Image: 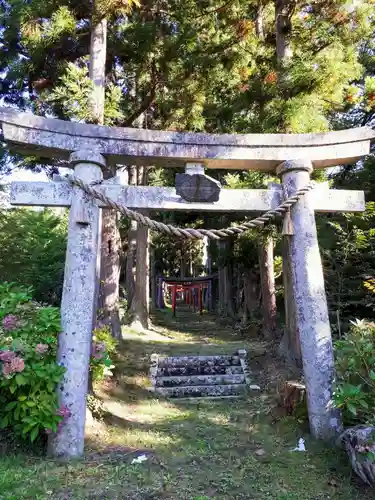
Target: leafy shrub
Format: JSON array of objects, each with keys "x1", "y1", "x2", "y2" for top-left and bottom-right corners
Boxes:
[
  {"x1": 333, "y1": 319, "x2": 375, "y2": 425},
  {"x1": 0, "y1": 283, "x2": 117, "y2": 442},
  {"x1": 91, "y1": 325, "x2": 117, "y2": 382},
  {"x1": 0, "y1": 282, "x2": 66, "y2": 441},
  {"x1": 0, "y1": 209, "x2": 67, "y2": 305}
]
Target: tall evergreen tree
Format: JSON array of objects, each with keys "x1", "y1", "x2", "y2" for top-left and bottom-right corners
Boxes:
[{"x1": 1, "y1": 0, "x2": 374, "y2": 339}]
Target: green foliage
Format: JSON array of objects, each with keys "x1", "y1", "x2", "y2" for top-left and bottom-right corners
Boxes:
[
  {"x1": 0, "y1": 283, "x2": 65, "y2": 441},
  {"x1": 46, "y1": 62, "x2": 95, "y2": 122},
  {"x1": 0, "y1": 209, "x2": 67, "y2": 305},
  {"x1": 319, "y1": 202, "x2": 375, "y2": 331},
  {"x1": 90, "y1": 325, "x2": 117, "y2": 382},
  {"x1": 153, "y1": 232, "x2": 205, "y2": 277},
  {"x1": 0, "y1": 283, "x2": 118, "y2": 441},
  {"x1": 333, "y1": 319, "x2": 375, "y2": 425}
]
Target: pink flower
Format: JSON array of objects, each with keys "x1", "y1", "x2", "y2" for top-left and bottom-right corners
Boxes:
[
  {"x1": 92, "y1": 342, "x2": 106, "y2": 359},
  {"x1": 0, "y1": 351, "x2": 24, "y2": 376},
  {"x1": 2, "y1": 315, "x2": 18, "y2": 331},
  {"x1": 10, "y1": 356, "x2": 25, "y2": 373},
  {"x1": 56, "y1": 405, "x2": 71, "y2": 419},
  {"x1": 0, "y1": 350, "x2": 16, "y2": 362},
  {"x1": 35, "y1": 344, "x2": 49, "y2": 355},
  {"x1": 2, "y1": 362, "x2": 12, "y2": 376}
]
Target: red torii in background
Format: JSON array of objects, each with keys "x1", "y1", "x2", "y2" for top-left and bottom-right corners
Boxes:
[{"x1": 162, "y1": 277, "x2": 212, "y2": 316}]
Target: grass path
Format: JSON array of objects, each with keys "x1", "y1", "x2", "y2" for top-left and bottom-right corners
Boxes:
[{"x1": 0, "y1": 309, "x2": 372, "y2": 499}]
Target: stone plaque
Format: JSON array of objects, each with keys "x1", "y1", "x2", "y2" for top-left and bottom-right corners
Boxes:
[{"x1": 176, "y1": 173, "x2": 221, "y2": 202}]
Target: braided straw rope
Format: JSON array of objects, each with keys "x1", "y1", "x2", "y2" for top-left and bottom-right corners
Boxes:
[{"x1": 70, "y1": 176, "x2": 316, "y2": 240}]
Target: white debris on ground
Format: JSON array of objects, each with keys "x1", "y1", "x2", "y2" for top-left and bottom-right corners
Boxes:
[
  {"x1": 131, "y1": 454, "x2": 149, "y2": 464},
  {"x1": 291, "y1": 438, "x2": 306, "y2": 452}
]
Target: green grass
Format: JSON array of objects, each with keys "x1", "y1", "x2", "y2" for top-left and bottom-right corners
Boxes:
[{"x1": 0, "y1": 309, "x2": 372, "y2": 499}]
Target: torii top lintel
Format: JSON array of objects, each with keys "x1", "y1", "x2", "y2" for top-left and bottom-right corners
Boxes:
[{"x1": 0, "y1": 107, "x2": 374, "y2": 171}]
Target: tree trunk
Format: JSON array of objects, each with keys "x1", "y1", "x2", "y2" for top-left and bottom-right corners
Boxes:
[
  {"x1": 223, "y1": 265, "x2": 235, "y2": 317},
  {"x1": 130, "y1": 221, "x2": 150, "y2": 330},
  {"x1": 128, "y1": 165, "x2": 137, "y2": 185},
  {"x1": 236, "y1": 266, "x2": 242, "y2": 314},
  {"x1": 180, "y1": 253, "x2": 186, "y2": 279},
  {"x1": 275, "y1": 0, "x2": 301, "y2": 366},
  {"x1": 242, "y1": 269, "x2": 259, "y2": 323},
  {"x1": 279, "y1": 241, "x2": 302, "y2": 367},
  {"x1": 98, "y1": 205, "x2": 122, "y2": 339},
  {"x1": 150, "y1": 245, "x2": 157, "y2": 312},
  {"x1": 88, "y1": 12, "x2": 121, "y2": 338},
  {"x1": 89, "y1": 16, "x2": 106, "y2": 125},
  {"x1": 129, "y1": 165, "x2": 150, "y2": 330},
  {"x1": 218, "y1": 266, "x2": 225, "y2": 314},
  {"x1": 126, "y1": 223, "x2": 137, "y2": 308},
  {"x1": 217, "y1": 240, "x2": 235, "y2": 317},
  {"x1": 125, "y1": 166, "x2": 137, "y2": 309},
  {"x1": 258, "y1": 236, "x2": 277, "y2": 339},
  {"x1": 256, "y1": 3, "x2": 265, "y2": 40},
  {"x1": 275, "y1": 0, "x2": 294, "y2": 62}
]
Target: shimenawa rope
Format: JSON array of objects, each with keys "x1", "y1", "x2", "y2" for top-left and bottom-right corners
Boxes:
[{"x1": 69, "y1": 176, "x2": 315, "y2": 240}]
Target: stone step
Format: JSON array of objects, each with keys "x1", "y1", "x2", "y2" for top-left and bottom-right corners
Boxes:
[
  {"x1": 155, "y1": 374, "x2": 245, "y2": 388},
  {"x1": 156, "y1": 365, "x2": 244, "y2": 377},
  {"x1": 157, "y1": 355, "x2": 241, "y2": 368},
  {"x1": 176, "y1": 395, "x2": 243, "y2": 401},
  {"x1": 154, "y1": 384, "x2": 247, "y2": 398}
]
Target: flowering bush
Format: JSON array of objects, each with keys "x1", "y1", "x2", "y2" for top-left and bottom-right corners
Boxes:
[
  {"x1": 0, "y1": 282, "x2": 66, "y2": 441},
  {"x1": 0, "y1": 283, "x2": 117, "y2": 442}
]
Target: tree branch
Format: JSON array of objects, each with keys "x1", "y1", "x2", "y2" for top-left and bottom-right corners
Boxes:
[
  {"x1": 122, "y1": 61, "x2": 158, "y2": 127},
  {"x1": 196, "y1": 0, "x2": 235, "y2": 19}
]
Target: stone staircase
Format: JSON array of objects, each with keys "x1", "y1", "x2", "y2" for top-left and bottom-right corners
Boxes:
[{"x1": 149, "y1": 350, "x2": 250, "y2": 399}]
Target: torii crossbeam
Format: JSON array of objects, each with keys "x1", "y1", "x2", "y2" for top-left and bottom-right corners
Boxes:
[{"x1": 1, "y1": 107, "x2": 373, "y2": 459}]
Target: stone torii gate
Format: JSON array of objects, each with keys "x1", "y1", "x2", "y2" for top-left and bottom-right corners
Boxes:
[{"x1": 0, "y1": 107, "x2": 372, "y2": 459}]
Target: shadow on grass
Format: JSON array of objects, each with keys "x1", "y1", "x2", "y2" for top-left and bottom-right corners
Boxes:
[
  {"x1": 152, "y1": 306, "x2": 252, "y2": 342},
  {"x1": 90, "y1": 317, "x2": 373, "y2": 499},
  {"x1": 83, "y1": 397, "x2": 372, "y2": 500}
]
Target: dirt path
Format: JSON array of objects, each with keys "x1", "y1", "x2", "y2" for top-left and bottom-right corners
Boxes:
[{"x1": 1, "y1": 310, "x2": 372, "y2": 499}]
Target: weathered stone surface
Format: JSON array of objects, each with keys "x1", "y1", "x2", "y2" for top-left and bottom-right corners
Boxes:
[
  {"x1": 150, "y1": 351, "x2": 249, "y2": 399},
  {"x1": 175, "y1": 173, "x2": 221, "y2": 202},
  {"x1": 270, "y1": 181, "x2": 365, "y2": 213},
  {"x1": 48, "y1": 150, "x2": 105, "y2": 459},
  {"x1": 155, "y1": 374, "x2": 245, "y2": 387},
  {"x1": 157, "y1": 355, "x2": 241, "y2": 368},
  {"x1": 277, "y1": 159, "x2": 342, "y2": 440},
  {"x1": 10, "y1": 180, "x2": 365, "y2": 213},
  {"x1": 238, "y1": 349, "x2": 251, "y2": 385},
  {"x1": 157, "y1": 365, "x2": 244, "y2": 376},
  {"x1": 155, "y1": 384, "x2": 247, "y2": 398},
  {"x1": 0, "y1": 107, "x2": 373, "y2": 170}
]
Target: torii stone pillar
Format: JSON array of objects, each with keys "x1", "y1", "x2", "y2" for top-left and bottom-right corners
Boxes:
[
  {"x1": 48, "y1": 150, "x2": 104, "y2": 458},
  {"x1": 277, "y1": 159, "x2": 342, "y2": 440}
]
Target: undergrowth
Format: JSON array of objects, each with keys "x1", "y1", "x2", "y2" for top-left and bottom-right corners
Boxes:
[{"x1": 0, "y1": 308, "x2": 372, "y2": 499}]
